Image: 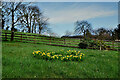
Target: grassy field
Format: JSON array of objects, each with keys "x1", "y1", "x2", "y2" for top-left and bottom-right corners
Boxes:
[{"x1": 2, "y1": 41, "x2": 118, "y2": 78}]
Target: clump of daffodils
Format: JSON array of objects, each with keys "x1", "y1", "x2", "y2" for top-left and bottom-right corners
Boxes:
[{"x1": 33, "y1": 49, "x2": 85, "y2": 62}]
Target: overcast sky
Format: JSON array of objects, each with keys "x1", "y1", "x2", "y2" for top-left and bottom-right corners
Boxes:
[{"x1": 33, "y1": 2, "x2": 118, "y2": 36}]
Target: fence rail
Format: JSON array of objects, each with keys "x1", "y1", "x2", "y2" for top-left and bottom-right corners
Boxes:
[{"x1": 2, "y1": 32, "x2": 120, "y2": 51}]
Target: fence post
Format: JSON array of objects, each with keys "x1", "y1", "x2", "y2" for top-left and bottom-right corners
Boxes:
[
  {"x1": 21, "y1": 34, "x2": 22, "y2": 42},
  {"x1": 99, "y1": 40, "x2": 102, "y2": 50},
  {"x1": 49, "y1": 36, "x2": 51, "y2": 44},
  {"x1": 64, "y1": 38, "x2": 66, "y2": 45},
  {"x1": 34, "y1": 35, "x2": 36, "y2": 44},
  {"x1": 5, "y1": 32, "x2": 7, "y2": 41},
  {"x1": 100, "y1": 45, "x2": 101, "y2": 50},
  {"x1": 112, "y1": 41, "x2": 114, "y2": 50},
  {"x1": 118, "y1": 41, "x2": 120, "y2": 51},
  {"x1": 80, "y1": 39, "x2": 81, "y2": 42}
]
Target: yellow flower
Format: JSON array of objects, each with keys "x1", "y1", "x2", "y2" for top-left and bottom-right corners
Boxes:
[
  {"x1": 70, "y1": 55, "x2": 72, "y2": 57},
  {"x1": 67, "y1": 55, "x2": 69, "y2": 57},
  {"x1": 73, "y1": 56, "x2": 78, "y2": 58},
  {"x1": 42, "y1": 52, "x2": 45, "y2": 56},
  {"x1": 80, "y1": 57, "x2": 81, "y2": 59},
  {"x1": 47, "y1": 54, "x2": 50, "y2": 57},
  {"x1": 47, "y1": 53, "x2": 50, "y2": 55},
  {"x1": 38, "y1": 51, "x2": 40, "y2": 52},
  {"x1": 36, "y1": 52, "x2": 38, "y2": 54},
  {"x1": 33, "y1": 52, "x2": 34, "y2": 54},
  {"x1": 53, "y1": 56, "x2": 55, "y2": 58},
  {"x1": 54, "y1": 55, "x2": 57, "y2": 57},
  {"x1": 59, "y1": 55, "x2": 62, "y2": 56}
]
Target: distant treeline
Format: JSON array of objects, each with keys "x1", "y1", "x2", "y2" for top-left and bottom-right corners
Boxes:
[{"x1": 63, "y1": 21, "x2": 120, "y2": 41}]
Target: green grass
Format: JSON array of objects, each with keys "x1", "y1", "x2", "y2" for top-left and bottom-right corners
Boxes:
[{"x1": 2, "y1": 41, "x2": 118, "y2": 78}]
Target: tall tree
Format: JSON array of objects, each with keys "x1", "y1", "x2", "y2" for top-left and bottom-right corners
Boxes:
[
  {"x1": 2, "y1": 2, "x2": 9, "y2": 30},
  {"x1": 2, "y1": 2, "x2": 23, "y2": 41},
  {"x1": 18, "y1": 4, "x2": 33, "y2": 33},
  {"x1": 95, "y1": 27, "x2": 112, "y2": 40},
  {"x1": 38, "y1": 18, "x2": 49, "y2": 34},
  {"x1": 19, "y1": 4, "x2": 48, "y2": 34},
  {"x1": 74, "y1": 20, "x2": 92, "y2": 39},
  {"x1": 85, "y1": 29, "x2": 92, "y2": 39},
  {"x1": 114, "y1": 24, "x2": 120, "y2": 40}
]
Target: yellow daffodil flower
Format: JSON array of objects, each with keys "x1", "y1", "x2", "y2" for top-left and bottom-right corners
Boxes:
[
  {"x1": 33, "y1": 52, "x2": 34, "y2": 54},
  {"x1": 67, "y1": 55, "x2": 69, "y2": 57},
  {"x1": 70, "y1": 55, "x2": 72, "y2": 57},
  {"x1": 80, "y1": 57, "x2": 81, "y2": 59},
  {"x1": 73, "y1": 56, "x2": 78, "y2": 58}
]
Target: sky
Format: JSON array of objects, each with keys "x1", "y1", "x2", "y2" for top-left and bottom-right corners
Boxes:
[
  {"x1": 34, "y1": 2, "x2": 118, "y2": 37},
  {"x1": 3, "y1": 0, "x2": 120, "y2": 2}
]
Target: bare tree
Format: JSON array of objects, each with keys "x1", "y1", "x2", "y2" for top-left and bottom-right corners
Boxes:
[
  {"x1": 19, "y1": 4, "x2": 34, "y2": 33},
  {"x1": 2, "y1": 2, "x2": 49, "y2": 38},
  {"x1": 37, "y1": 17, "x2": 49, "y2": 34},
  {"x1": 19, "y1": 4, "x2": 49, "y2": 34},
  {"x1": 2, "y1": 2, "x2": 23, "y2": 41},
  {"x1": 96, "y1": 27, "x2": 108, "y2": 40},
  {"x1": 74, "y1": 20, "x2": 92, "y2": 39},
  {"x1": 85, "y1": 29, "x2": 92, "y2": 39},
  {"x1": 2, "y1": 2, "x2": 10, "y2": 29}
]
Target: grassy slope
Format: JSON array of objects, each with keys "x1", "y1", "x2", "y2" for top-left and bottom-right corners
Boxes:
[{"x1": 2, "y1": 41, "x2": 118, "y2": 78}]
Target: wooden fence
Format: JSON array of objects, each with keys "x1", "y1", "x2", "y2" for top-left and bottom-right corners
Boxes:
[{"x1": 1, "y1": 32, "x2": 120, "y2": 51}]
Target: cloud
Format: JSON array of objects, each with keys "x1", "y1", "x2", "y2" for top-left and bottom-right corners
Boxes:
[{"x1": 47, "y1": 5, "x2": 117, "y2": 24}]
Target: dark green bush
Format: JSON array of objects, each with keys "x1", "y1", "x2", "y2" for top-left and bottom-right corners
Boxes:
[
  {"x1": 89, "y1": 40, "x2": 97, "y2": 47},
  {"x1": 78, "y1": 42, "x2": 88, "y2": 49},
  {"x1": 78, "y1": 39, "x2": 110, "y2": 50},
  {"x1": 106, "y1": 46, "x2": 111, "y2": 50}
]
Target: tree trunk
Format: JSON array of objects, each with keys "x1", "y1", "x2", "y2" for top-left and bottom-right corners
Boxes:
[
  {"x1": 2, "y1": 14, "x2": 5, "y2": 29},
  {"x1": 39, "y1": 29, "x2": 41, "y2": 34},
  {"x1": 11, "y1": 7, "x2": 14, "y2": 41},
  {"x1": 31, "y1": 24, "x2": 33, "y2": 33},
  {"x1": 39, "y1": 24, "x2": 42, "y2": 34},
  {"x1": 83, "y1": 31, "x2": 86, "y2": 39},
  {"x1": 28, "y1": 26, "x2": 31, "y2": 33},
  {"x1": 34, "y1": 25, "x2": 36, "y2": 33},
  {"x1": 2, "y1": 19, "x2": 5, "y2": 29},
  {"x1": 32, "y1": 17, "x2": 35, "y2": 33},
  {"x1": 30, "y1": 16, "x2": 31, "y2": 33}
]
